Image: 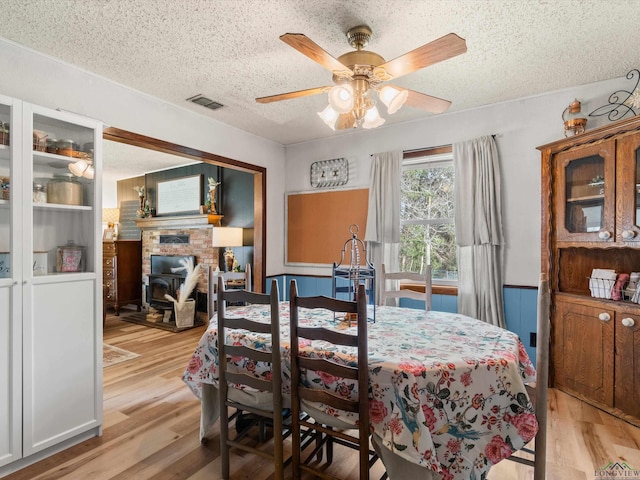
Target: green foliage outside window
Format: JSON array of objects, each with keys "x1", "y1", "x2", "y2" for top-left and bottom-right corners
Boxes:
[{"x1": 400, "y1": 164, "x2": 457, "y2": 281}]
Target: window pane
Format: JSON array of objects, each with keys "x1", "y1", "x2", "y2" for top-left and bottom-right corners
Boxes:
[
  {"x1": 401, "y1": 166, "x2": 455, "y2": 221},
  {"x1": 400, "y1": 223, "x2": 457, "y2": 281}
]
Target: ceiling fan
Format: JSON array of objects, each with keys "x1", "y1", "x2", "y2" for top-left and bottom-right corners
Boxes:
[{"x1": 256, "y1": 25, "x2": 467, "y2": 130}]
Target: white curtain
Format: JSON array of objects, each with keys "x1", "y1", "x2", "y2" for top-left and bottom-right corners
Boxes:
[
  {"x1": 453, "y1": 136, "x2": 506, "y2": 328},
  {"x1": 364, "y1": 150, "x2": 402, "y2": 304}
]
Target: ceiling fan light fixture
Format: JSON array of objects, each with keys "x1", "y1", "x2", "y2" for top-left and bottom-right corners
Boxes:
[
  {"x1": 318, "y1": 105, "x2": 340, "y2": 130},
  {"x1": 328, "y1": 84, "x2": 354, "y2": 114},
  {"x1": 262, "y1": 27, "x2": 466, "y2": 131},
  {"x1": 379, "y1": 85, "x2": 408, "y2": 115},
  {"x1": 362, "y1": 105, "x2": 385, "y2": 129},
  {"x1": 69, "y1": 159, "x2": 92, "y2": 178},
  {"x1": 82, "y1": 165, "x2": 95, "y2": 179}
]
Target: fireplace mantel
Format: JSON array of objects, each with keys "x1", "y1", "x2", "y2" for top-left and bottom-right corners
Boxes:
[{"x1": 135, "y1": 214, "x2": 223, "y2": 230}]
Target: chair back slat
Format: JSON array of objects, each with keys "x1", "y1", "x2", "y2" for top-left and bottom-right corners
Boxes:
[
  {"x1": 379, "y1": 263, "x2": 432, "y2": 311},
  {"x1": 298, "y1": 356, "x2": 359, "y2": 380},
  {"x1": 297, "y1": 294, "x2": 359, "y2": 313},
  {"x1": 225, "y1": 372, "x2": 274, "y2": 393},
  {"x1": 297, "y1": 325, "x2": 360, "y2": 347},
  {"x1": 225, "y1": 344, "x2": 273, "y2": 363},
  {"x1": 299, "y1": 387, "x2": 359, "y2": 413},
  {"x1": 224, "y1": 316, "x2": 273, "y2": 334}
]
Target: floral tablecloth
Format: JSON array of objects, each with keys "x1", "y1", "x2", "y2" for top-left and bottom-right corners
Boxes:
[{"x1": 183, "y1": 304, "x2": 537, "y2": 480}]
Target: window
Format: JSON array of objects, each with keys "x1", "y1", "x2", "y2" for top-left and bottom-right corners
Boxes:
[{"x1": 400, "y1": 149, "x2": 457, "y2": 284}]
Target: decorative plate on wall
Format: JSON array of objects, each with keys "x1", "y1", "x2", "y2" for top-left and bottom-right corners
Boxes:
[{"x1": 310, "y1": 158, "x2": 349, "y2": 188}]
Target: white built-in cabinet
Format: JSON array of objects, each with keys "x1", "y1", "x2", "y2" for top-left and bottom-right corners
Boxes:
[{"x1": 0, "y1": 94, "x2": 103, "y2": 474}]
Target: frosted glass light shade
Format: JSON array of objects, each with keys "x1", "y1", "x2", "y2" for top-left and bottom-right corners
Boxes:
[
  {"x1": 212, "y1": 227, "x2": 243, "y2": 247},
  {"x1": 83, "y1": 165, "x2": 95, "y2": 179},
  {"x1": 362, "y1": 106, "x2": 385, "y2": 129},
  {"x1": 328, "y1": 84, "x2": 354, "y2": 114},
  {"x1": 68, "y1": 159, "x2": 90, "y2": 177},
  {"x1": 317, "y1": 105, "x2": 340, "y2": 130},
  {"x1": 378, "y1": 86, "x2": 408, "y2": 114}
]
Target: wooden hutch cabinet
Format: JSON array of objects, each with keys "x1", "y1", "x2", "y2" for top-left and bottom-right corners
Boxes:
[
  {"x1": 103, "y1": 240, "x2": 142, "y2": 315},
  {"x1": 539, "y1": 115, "x2": 640, "y2": 425}
]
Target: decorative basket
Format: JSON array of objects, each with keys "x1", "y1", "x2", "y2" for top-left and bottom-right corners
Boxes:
[
  {"x1": 589, "y1": 276, "x2": 638, "y2": 302},
  {"x1": 174, "y1": 299, "x2": 196, "y2": 328},
  {"x1": 588, "y1": 277, "x2": 615, "y2": 299}
]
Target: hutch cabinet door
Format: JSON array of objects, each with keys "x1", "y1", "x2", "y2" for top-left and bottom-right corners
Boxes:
[
  {"x1": 616, "y1": 131, "x2": 640, "y2": 243},
  {"x1": 553, "y1": 296, "x2": 614, "y2": 406},
  {"x1": 554, "y1": 140, "x2": 615, "y2": 243},
  {"x1": 614, "y1": 307, "x2": 640, "y2": 419}
]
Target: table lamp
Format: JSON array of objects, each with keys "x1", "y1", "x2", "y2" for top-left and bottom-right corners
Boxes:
[
  {"x1": 102, "y1": 208, "x2": 120, "y2": 238},
  {"x1": 212, "y1": 227, "x2": 243, "y2": 272}
]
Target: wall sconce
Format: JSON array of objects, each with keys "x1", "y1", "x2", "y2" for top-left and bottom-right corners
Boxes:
[
  {"x1": 212, "y1": 227, "x2": 243, "y2": 272},
  {"x1": 68, "y1": 159, "x2": 94, "y2": 179},
  {"x1": 562, "y1": 99, "x2": 587, "y2": 137}
]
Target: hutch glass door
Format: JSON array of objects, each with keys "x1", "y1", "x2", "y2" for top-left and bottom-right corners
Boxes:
[{"x1": 555, "y1": 140, "x2": 615, "y2": 242}]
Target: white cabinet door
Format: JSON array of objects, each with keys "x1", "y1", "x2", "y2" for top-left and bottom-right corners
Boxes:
[
  {"x1": 0, "y1": 99, "x2": 102, "y2": 466},
  {"x1": 23, "y1": 279, "x2": 100, "y2": 455},
  {"x1": 20, "y1": 103, "x2": 103, "y2": 457},
  {"x1": 0, "y1": 94, "x2": 22, "y2": 468}
]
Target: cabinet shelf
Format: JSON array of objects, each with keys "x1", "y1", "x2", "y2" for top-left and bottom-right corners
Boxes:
[
  {"x1": 33, "y1": 202, "x2": 92, "y2": 212},
  {"x1": 566, "y1": 194, "x2": 604, "y2": 203},
  {"x1": 556, "y1": 290, "x2": 640, "y2": 308},
  {"x1": 2, "y1": 200, "x2": 92, "y2": 211},
  {"x1": 32, "y1": 150, "x2": 92, "y2": 168}
]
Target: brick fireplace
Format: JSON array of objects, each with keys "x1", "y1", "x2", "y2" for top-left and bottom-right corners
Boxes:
[{"x1": 137, "y1": 215, "x2": 222, "y2": 321}]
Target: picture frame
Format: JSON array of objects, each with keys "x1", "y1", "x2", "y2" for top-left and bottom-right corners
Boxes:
[
  {"x1": 156, "y1": 174, "x2": 203, "y2": 215},
  {"x1": 103, "y1": 228, "x2": 116, "y2": 242}
]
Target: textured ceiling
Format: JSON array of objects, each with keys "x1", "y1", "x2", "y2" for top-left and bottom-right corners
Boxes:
[{"x1": 1, "y1": 0, "x2": 640, "y2": 149}]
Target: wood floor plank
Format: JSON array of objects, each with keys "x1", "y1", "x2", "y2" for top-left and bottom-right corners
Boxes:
[{"x1": 2, "y1": 314, "x2": 639, "y2": 480}]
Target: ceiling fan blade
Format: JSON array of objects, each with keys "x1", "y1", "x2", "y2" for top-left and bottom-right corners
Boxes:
[
  {"x1": 280, "y1": 33, "x2": 351, "y2": 74},
  {"x1": 378, "y1": 33, "x2": 467, "y2": 80},
  {"x1": 256, "y1": 86, "x2": 331, "y2": 104},
  {"x1": 402, "y1": 88, "x2": 452, "y2": 114}
]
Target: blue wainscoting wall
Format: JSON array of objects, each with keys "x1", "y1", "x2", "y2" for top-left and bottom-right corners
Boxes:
[{"x1": 267, "y1": 275, "x2": 538, "y2": 367}]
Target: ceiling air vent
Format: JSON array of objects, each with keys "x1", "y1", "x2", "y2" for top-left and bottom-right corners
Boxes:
[{"x1": 186, "y1": 94, "x2": 224, "y2": 111}]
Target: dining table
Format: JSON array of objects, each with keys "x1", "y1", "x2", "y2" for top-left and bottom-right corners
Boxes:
[{"x1": 182, "y1": 303, "x2": 538, "y2": 480}]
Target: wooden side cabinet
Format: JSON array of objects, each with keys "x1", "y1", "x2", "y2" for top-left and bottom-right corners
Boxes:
[
  {"x1": 539, "y1": 114, "x2": 640, "y2": 426},
  {"x1": 103, "y1": 240, "x2": 142, "y2": 315}
]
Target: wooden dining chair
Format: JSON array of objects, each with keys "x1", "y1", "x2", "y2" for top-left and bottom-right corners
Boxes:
[
  {"x1": 503, "y1": 272, "x2": 549, "y2": 480},
  {"x1": 222, "y1": 262, "x2": 252, "y2": 292},
  {"x1": 208, "y1": 263, "x2": 252, "y2": 318},
  {"x1": 289, "y1": 279, "x2": 380, "y2": 480},
  {"x1": 217, "y1": 276, "x2": 285, "y2": 480},
  {"x1": 379, "y1": 264, "x2": 432, "y2": 311}
]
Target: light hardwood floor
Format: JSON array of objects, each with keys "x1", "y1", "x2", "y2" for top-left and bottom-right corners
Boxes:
[{"x1": 4, "y1": 311, "x2": 640, "y2": 480}]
